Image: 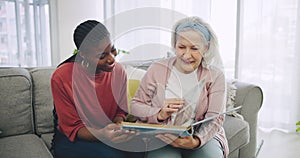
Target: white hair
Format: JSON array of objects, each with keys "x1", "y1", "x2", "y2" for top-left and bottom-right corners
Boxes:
[{"x1": 171, "y1": 16, "x2": 224, "y2": 70}]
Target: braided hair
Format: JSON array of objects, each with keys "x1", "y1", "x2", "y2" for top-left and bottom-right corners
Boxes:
[
  {"x1": 73, "y1": 20, "x2": 110, "y2": 51},
  {"x1": 58, "y1": 20, "x2": 110, "y2": 67}
]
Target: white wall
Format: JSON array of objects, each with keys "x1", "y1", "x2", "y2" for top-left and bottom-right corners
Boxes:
[{"x1": 49, "y1": 0, "x2": 104, "y2": 65}]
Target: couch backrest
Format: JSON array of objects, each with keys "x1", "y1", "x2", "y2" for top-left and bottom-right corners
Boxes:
[
  {"x1": 29, "y1": 67, "x2": 55, "y2": 136},
  {"x1": 0, "y1": 68, "x2": 34, "y2": 137}
]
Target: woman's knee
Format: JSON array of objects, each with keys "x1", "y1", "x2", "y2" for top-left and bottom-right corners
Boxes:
[{"x1": 185, "y1": 138, "x2": 224, "y2": 158}]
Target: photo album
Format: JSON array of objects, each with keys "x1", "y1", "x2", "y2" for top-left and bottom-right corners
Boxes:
[{"x1": 121, "y1": 106, "x2": 242, "y2": 137}]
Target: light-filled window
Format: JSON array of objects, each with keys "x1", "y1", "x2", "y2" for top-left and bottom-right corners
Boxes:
[
  {"x1": 103, "y1": 0, "x2": 237, "y2": 78},
  {"x1": 0, "y1": 0, "x2": 51, "y2": 67},
  {"x1": 238, "y1": 0, "x2": 300, "y2": 131}
]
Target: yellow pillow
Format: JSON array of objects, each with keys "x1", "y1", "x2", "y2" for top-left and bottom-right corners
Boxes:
[{"x1": 127, "y1": 79, "x2": 140, "y2": 114}]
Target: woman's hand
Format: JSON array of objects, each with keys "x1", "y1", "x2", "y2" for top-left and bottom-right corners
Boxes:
[
  {"x1": 157, "y1": 98, "x2": 185, "y2": 121},
  {"x1": 82, "y1": 123, "x2": 138, "y2": 144},
  {"x1": 113, "y1": 116, "x2": 124, "y2": 124},
  {"x1": 155, "y1": 133, "x2": 200, "y2": 149},
  {"x1": 100, "y1": 123, "x2": 138, "y2": 143}
]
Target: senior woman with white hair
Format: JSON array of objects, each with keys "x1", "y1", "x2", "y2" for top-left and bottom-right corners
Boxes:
[{"x1": 130, "y1": 16, "x2": 228, "y2": 158}]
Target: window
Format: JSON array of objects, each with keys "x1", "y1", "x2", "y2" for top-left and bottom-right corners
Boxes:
[
  {"x1": 104, "y1": 0, "x2": 237, "y2": 78},
  {"x1": 0, "y1": 0, "x2": 51, "y2": 67},
  {"x1": 238, "y1": 0, "x2": 300, "y2": 131}
]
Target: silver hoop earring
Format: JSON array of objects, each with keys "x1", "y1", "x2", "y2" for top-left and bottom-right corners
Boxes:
[{"x1": 81, "y1": 60, "x2": 89, "y2": 68}]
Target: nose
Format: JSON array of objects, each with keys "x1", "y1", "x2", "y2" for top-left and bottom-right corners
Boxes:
[
  {"x1": 106, "y1": 53, "x2": 115, "y2": 64},
  {"x1": 182, "y1": 49, "x2": 192, "y2": 58}
]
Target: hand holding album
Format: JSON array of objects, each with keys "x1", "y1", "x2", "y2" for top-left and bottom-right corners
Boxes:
[
  {"x1": 121, "y1": 106, "x2": 242, "y2": 137},
  {"x1": 121, "y1": 121, "x2": 194, "y2": 137}
]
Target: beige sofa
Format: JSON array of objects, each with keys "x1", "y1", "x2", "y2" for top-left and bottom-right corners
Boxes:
[{"x1": 0, "y1": 66, "x2": 263, "y2": 158}]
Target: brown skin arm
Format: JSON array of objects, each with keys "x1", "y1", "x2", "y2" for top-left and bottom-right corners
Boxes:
[
  {"x1": 77, "y1": 116, "x2": 135, "y2": 143},
  {"x1": 77, "y1": 126, "x2": 99, "y2": 142},
  {"x1": 77, "y1": 116, "x2": 124, "y2": 141}
]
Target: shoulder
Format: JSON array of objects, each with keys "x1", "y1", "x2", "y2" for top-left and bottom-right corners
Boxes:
[
  {"x1": 114, "y1": 62, "x2": 126, "y2": 71},
  {"x1": 148, "y1": 57, "x2": 175, "y2": 71},
  {"x1": 52, "y1": 62, "x2": 74, "y2": 81},
  {"x1": 139, "y1": 58, "x2": 175, "y2": 84},
  {"x1": 207, "y1": 66, "x2": 224, "y2": 76},
  {"x1": 202, "y1": 65, "x2": 225, "y2": 82},
  {"x1": 113, "y1": 62, "x2": 127, "y2": 78},
  {"x1": 114, "y1": 62, "x2": 125, "y2": 72}
]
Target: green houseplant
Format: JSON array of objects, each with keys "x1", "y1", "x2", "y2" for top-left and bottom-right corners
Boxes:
[{"x1": 297, "y1": 121, "x2": 300, "y2": 132}]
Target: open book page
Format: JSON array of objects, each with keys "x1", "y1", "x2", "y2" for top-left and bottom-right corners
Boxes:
[
  {"x1": 121, "y1": 122, "x2": 192, "y2": 136},
  {"x1": 121, "y1": 106, "x2": 242, "y2": 137},
  {"x1": 191, "y1": 106, "x2": 242, "y2": 127}
]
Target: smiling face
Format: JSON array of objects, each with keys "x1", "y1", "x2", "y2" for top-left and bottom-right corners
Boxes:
[
  {"x1": 80, "y1": 37, "x2": 117, "y2": 74},
  {"x1": 174, "y1": 30, "x2": 207, "y2": 74}
]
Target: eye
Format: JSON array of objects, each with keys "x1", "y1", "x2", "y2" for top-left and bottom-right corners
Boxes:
[
  {"x1": 191, "y1": 47, "x2": 198, "y2": 51},
  {"x1": 99, "y1": 53, "x2": 108, "y2": 59},
  {"x1": 111, "y1": 46, "x2": 116, "y2": 52},
  {"x1": 111, "y1": 47, "x2": 117, "y2": 56},
  {"x1": 178, "y1": 46, "x2": 186, "y2": 49}
]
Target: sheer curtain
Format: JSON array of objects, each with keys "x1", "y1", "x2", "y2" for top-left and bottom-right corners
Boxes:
[
  {"x1": 0, "y1": 0, "x2": 51, "y2": 67},
  {"x1": 238, "y1": 0, "x2": 300, "y2": 132},
  {"x1": 104, "y1": 0, "x2": 211, "y2": 61},
  {"x1": 103, "y1": 0, "x2": 237, "y2": 78}
]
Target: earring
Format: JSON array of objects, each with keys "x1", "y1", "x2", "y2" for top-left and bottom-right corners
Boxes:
[{"x1": 81, "y1": 60, "x2": 89, "y2": 68}]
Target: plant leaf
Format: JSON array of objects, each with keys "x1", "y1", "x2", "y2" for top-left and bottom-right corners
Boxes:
[
  {"x1": 122, "y1": 50, "x2": 129, "y2": 54},
  {"x1": 296, "y1": 127, "x2": 300, "y2": 132},
  {"x1": 73, "y1": 49, "x2": 78, "y2": 55},
  {"x1": 117, "y1": 49, "x2": 130, "y2": 55},
  {"x1": 296, "y1": 121, "x2": 300, "y2": 126}
]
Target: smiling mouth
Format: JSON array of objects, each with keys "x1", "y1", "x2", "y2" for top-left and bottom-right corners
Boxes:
[
  {"x1": 96, "y1": 63, "x2": 115, "y2": 72},
  {"x1": 107, "y1": 63, "x2": 115, "y2": 68},
  {"x1": 181, "y1": 59, "x2": 194, "y2": 64}
]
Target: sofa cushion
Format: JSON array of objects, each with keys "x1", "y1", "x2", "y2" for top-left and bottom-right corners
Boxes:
[
  {"x1": 0, "y1": 134, "x2": 53, "y2": 158},
  {"x1": 29, "y1": 68, "x2": 55, "y2": 135},
  {"x1": 224, "y1": 115, "x2": 249, "y2": 154},
  {"x1": 41, "y1": 133, "x2": 54, "y2": 150},
  {"x1": 0, "y1": 68, "x2": 34, "y2": 137}
]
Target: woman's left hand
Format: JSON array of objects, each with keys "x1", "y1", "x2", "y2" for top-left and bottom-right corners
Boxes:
[
  {"x1": 113, "y1": 116, "x2": 124, "y2": 124},
  {"x1": 155, "y1": 133, "x2": 200, "y2": 149}
]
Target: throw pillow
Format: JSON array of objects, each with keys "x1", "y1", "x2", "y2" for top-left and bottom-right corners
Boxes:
[
  {"x1": 123, "y1": 65, "x2": 146, "y2": 122},
  {"x1": 226, "y1": 80, "x2": 244, "y2": 119}
]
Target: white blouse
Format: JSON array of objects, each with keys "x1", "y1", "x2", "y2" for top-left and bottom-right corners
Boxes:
[{"x1": 165, "y1": 67, "x2": 202, "y2": 126}]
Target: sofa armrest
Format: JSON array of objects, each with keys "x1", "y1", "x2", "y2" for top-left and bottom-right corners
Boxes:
[
  {"x1": 233, "y1": 81, "x2": 263, "y2": 158},
  {"x1": 235, "y1": 82, "x2": 263, "y2": 115}
]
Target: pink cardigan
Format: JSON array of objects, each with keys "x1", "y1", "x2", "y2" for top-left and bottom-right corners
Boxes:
[{"x1": 130, "y1": 57, "x2": 229, "y2": 157}]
